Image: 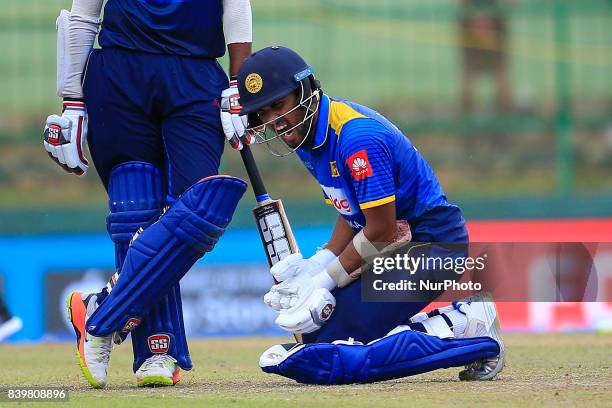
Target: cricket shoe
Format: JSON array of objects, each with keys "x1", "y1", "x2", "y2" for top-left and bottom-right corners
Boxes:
[
  {"x1": 66, "y1": 291, "x2": 113, "y2": 388},
  {"x1": 259, "y1": 343, "x2": 305, "y2": 368},
  {"x1": 135, "y1": 354, "x2": 181, "y2": 387},
  {"x1": 454, "y1": 292, "x2": 505, "y2": 381},
  {"x1": 0, "y1": 316, "x2": 23, "y2": 341}
]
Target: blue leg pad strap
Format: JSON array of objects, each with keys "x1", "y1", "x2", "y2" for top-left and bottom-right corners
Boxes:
[
  {"x1": 262, "y1": 329, "x2": 500, "y2": 384},
  {"x1": 87, "y1": 175, "x2": 247, "y2": 337}
]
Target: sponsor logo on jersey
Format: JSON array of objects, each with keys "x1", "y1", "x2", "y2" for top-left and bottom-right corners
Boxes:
[
  {"x1": 148, "y1": 334, "x2": 171, "y2": 354},
  {"x1": 330, "y1": 161, "x2": 340, "y2": 177},
  {"x1": 321, "y1": 185, "x2": 357, "y2": 215},
  {"x1": 346, "y1": 150, "x2": 373, "y2": 180}
]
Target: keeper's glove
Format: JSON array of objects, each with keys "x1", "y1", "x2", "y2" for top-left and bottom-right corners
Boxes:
[{"x1": 43, "y1": 99, "x2": 89, "y2": 176}]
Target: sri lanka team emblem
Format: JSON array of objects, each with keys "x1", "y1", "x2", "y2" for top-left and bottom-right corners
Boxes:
[
  {"x1": 245, "y1": 73, "x2": 263, "y2": 93},
  {"x1": 330, "y1": 161, "x2": 339, "y2": 177},
  {"x1": 346, "y1": 150, "x2": 373, "y2": 180}
]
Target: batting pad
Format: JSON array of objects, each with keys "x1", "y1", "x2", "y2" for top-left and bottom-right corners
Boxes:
[
  {"x1": 107, "y1": 161, "x2": 166, "y2": 270},
  {"x1": 105, "y1": 162, "x2": 192, "y2": 371},
  {"x1": 87, "y1": 175, "x2": 247, "y2": 337},
  {"x1": 261, "y1": 329, "x2": 500, "y2": 384}
]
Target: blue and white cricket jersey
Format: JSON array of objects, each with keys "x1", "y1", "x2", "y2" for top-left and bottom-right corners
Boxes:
[
  {"x1": 99, "y1": 0, "x2": 226, "y2": 58},
  {"x1": 297, "y1": 94, "x2": 453, "y2": 231}
]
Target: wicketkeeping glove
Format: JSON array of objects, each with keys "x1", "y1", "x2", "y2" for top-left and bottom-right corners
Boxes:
[
  {"x1": 43, "y1": 99, "x2": 89, "y2": 176},
  {"x1": 220, "y1": 79, "x2": 255, "y2": 150}
]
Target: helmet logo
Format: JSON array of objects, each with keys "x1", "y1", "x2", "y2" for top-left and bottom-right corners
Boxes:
[{"x1": 245, "y1": 73, "x2": 263, "y2": 94}]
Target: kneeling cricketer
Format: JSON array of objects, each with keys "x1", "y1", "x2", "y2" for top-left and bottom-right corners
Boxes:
[{"x1": 223, "y1": 46, "x2": 505, "y2": 385}]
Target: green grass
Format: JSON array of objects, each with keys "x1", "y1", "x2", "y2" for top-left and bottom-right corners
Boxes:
[{"x1": 1, "y1": 334, "x2": 611, "y2": 407}]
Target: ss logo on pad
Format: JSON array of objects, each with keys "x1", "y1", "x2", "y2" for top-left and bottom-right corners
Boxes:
[{"x1": 148, "y1": 334, "x2": 171, "y2": 353}]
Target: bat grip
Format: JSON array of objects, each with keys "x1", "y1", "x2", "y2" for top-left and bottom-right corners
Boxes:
[{"x1": 240, "y1": 145, "x2": 269, "y2": 201}]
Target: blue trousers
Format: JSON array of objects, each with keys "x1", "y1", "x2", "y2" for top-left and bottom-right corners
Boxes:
[
  {"x1": 83, "y1": 47, "x2": 227, "y2": 198},
  {"x1": 303, "y1": 205, "x2": 469, "y2": 344}
]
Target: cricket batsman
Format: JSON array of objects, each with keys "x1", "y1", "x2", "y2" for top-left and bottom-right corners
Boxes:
[
  {"x1": 42, "y1": 0, "x2": 252, "y2": 387},
  {"x1": 224, "y1": 46, "x2": 505, "y2": 384}
]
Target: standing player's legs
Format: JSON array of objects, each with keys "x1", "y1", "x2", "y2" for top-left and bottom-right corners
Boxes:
[
  {"x1": 65, "y1": 48, "x2": 169, "y2": 389},
  {"x1": 126, "y1": 55, "x2": 228, "y2": 386}
]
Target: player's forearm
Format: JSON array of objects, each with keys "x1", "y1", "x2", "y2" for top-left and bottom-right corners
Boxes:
[
  {"x1": 335, "y1": 218, "x2": 397, "y2": 272},
  {"x1": 324, "y1": 215, "x2": 357, "y2": 256},
  {"x1": 57, "y1": 0, "x2": 103, "y2": 99},
  {"x1": 227, "y1": 43, "x2": 252, "y2": 78},
  {"x1": 223, "y1": 0, "x2": 252, "y2": 77},
  {"x1": 325, "y1": 203, "x2": 398, "y2": 286}
]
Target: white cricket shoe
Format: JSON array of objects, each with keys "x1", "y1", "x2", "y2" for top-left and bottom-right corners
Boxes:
[
  {"x1": 259, "y1": 343, "x2": 304, "y2": 368},
  {"x1": 67, "y1": 292, "x2": 113, "y2": 388},
  {"x1": 454, "y1": 292, "x2": 505, "y2": 380},
  {"x1": 0, "y1": 316, "x2": 23, "y2": 341},
  {"x1": 135, "y1": 354, "x2": 181, "y2": 387}
]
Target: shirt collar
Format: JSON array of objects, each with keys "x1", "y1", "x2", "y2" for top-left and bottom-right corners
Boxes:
[{"x1": 311, "y1": 93, "x2": 330, "y2": 150}]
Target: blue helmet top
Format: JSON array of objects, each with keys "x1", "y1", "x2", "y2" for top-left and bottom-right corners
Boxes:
[{"x1": 237, "y1": 46, "x2": 315, "y2": 115}]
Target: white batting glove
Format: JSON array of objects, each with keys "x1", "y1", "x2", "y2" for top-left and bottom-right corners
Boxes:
[
  {"x1": 264, "y1": 251, "x2": 338, "y2": 333},
  {"x1": 275, "y1": 286, "x2": 336, "y2": 334},
  {"x1": 43, "y1": 99, "x2": 89, "y2": 176},
  {"x1": 264, "y1": 249, "x2": 337, "y2": 312},
  {"x1": 220, "y1": 79, "x2": 254, "y2": 151}
]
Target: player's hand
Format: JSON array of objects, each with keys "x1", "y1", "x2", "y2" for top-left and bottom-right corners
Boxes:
[
  {"x1": 43, "y1": 99, "x2": 89, "y2": 176},
  {"x1": 267, "y1": 273, "x2": 336, "y2": 334},
  {"x1": 220, "y1": 79, "x2": 255, "y2": 150},
  {"x1": 264, "y1": 250, "x2": 336, "y2": 310},
  {"x1": 264, "y1": 262, "x2": 336, "y2": 334},
  {"x1": 275, "y1": 287, "x2": 336, "y2": 334},
  {"x1": 269, "y1": 249, "x2": 337, "y2": 283}
]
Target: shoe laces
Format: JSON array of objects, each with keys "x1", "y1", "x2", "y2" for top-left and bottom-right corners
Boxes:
[
  {"x1": 89, "y1": 335, "x2": 113, "y2": 365},
  {"x1": 144, "y1": 354, "x2": 177, "y2": 370}
]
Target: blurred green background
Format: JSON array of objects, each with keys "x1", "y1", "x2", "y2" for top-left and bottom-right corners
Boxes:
[{"x1": 1, "y1": 0, "x2": 611, "y2": 234}]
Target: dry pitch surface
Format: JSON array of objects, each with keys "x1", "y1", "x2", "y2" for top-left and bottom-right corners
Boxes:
[{"x1": 1, "y1": 334, "x2": 611, "y2": 407}]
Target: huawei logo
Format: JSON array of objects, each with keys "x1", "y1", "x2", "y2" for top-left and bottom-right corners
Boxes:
[
  {"x1": 352, "y1": 157, "x2": 368, "y2": 174},
  {"x1": 346, "y1": 149, "x2": 373, "y2": 180}
]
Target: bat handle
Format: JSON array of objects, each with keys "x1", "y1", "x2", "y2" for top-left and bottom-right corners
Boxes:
[{"x1": 239, "y1": 145, "x2": 269, "y2": 202}]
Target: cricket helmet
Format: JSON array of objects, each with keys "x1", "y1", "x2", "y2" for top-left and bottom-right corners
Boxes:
[
  {"x1": 237, "y1": 46, "x2": 321, "y2": 156},
  {"x1": 238, "y1": 46, "x2": 318, "y2": 115}
]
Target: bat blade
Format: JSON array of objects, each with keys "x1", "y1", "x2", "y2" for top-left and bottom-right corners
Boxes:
[{"x1": 253, "y1": 198, "x2": 300, "y2": 267}]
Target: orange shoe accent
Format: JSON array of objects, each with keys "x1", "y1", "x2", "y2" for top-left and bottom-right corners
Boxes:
[
  {"x1": 172, "y1": 366, "x2": 181, "y2": 385},
  {"x1": 67, "y1": 292, "x2": 88, "y2": 368}
]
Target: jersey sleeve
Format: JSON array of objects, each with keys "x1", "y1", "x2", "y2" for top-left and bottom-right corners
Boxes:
[{"x1": 338, "y1": 119, "x2": 396, "y2": 210}]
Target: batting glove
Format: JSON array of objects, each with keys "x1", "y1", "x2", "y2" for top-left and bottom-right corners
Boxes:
[
  {"x1": 220, "y1": 79, "x2": 254, "y2": 151},
  {"x1": 43, "y1": 99, "x2": 89, "y2": 176}
]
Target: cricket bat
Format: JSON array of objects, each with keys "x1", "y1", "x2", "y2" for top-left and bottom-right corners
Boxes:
[
  {"x1": 239, "y1": 145, "x2": 303, "y2": 343},
  {"x1": 239, "y1": 145, "x2": 300, "y2": 267}
]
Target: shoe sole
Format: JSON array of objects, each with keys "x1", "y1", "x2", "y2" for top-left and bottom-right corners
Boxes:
[
  {"x1": 460, "y1": 292, "x2": 505, "y2": 381},
  {"x1": 137, "y1": 368, "x2": 181, "y2": 388},
  {"x1": 66, "y1": 292, "x2": 105, "y2": 389}
]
